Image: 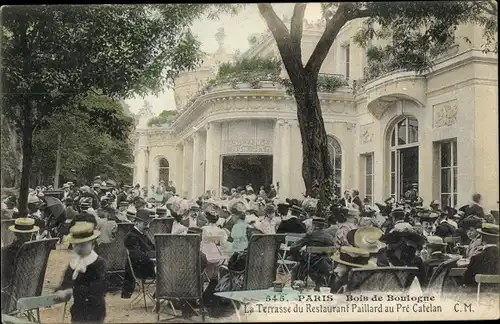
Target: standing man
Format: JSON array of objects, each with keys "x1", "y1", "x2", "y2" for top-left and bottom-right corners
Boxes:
[{"x1": 166, "y1": 181, "x2": 176, "y2": 195}]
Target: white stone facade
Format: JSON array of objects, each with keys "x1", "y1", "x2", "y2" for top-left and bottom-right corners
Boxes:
[{"x1": 133, "y1": 21, "x2": 498, "y2": 212}]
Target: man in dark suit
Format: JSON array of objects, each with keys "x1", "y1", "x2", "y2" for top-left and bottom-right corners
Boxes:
[
  {"x1": 121, "y1": 209, "x2": 155, "y2": 299},
  {"x1": 462, "y1": 223, "x2": 499, "y2": 287},
  {"x1": 465, "y1": 193, "x2": 485, "y2": 219},
  {"x1": 181, "y1": 203, "x2": 208, "y2": 228},
  {"x1": 277, "y1": 205, "x2": 307, "y2": 234},
  {"x1": 351, "y1": 190, "x2": 364, "y2": 212},
  {"x1": 422, "y1": 236, "x2": 451, "y2": 286}
]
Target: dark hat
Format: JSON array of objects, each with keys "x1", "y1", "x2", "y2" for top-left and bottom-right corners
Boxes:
[
  {"x1": 277, "y1": 203, "x2": 290, "y2": 215},
  {"x1": 286, "y1": 198, "x2": 299, "y2": 207},
  {"x1": 156, "y1": 207, "x2": 167, "y2": 215},
  {"x1": 126, "y1": 210, "x2": 136, "y2": 217},
  {"x1": 311, "y1": 216, "x2": 326, "y2": 225},
  {"x1": 206, "y1": 212, "x2": 218, "y2": 223},
  {"x1": 380, "y1": 229, "x2": 426, "y2": 249},
  {"x1": 133, "y1": 208, "x2": 153, "y2": 223},
  {"x1": 460, "y1": 216, "x2": 483, "y2": 230},
  {"x1": 391, "y1": 207, "x2": 406, "y2": 218}
]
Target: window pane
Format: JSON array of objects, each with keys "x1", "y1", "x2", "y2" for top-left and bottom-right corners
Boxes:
[
  {"x1": 391, "y1": 130, "x2": 395, "y2": 147},
  {"x1": 408, "y1": 117, "x2": 419, "y2": 144},
  {"x1": 397, "y1": 120, "x2": 407, "y2": 145},
  {"x1": 391, "y1": 172, "x2": 396, "y2": 196},
  {"x1": 452, "y1": 141, "x2": 457, "y2": 166},
  {"x1": 365, "y1": 155, "x2": 373, "y2": 175},
  {"x1": 159, "y1": 167, "x2": 169, "y2": 183},
  {"x1": 334, "y1": 154, "x2": 342, "y2": 170},
  {"x1": 441, "y1": 168, "x2": 451, "y2": 193},
  {"x1": 159, "y1": 158, "x2": 169, "y2": 168},
  {"x1": 441, "y1": 194, "x2": 451, "y2": 208},
  {"x1": 391, "y1": 151, "x2": 395, "y2": 172},
  {"x1": 453, "y1": 166, "x2": 457, "y2": 192},
  {"x1": 441, "y1": 142, "x2": 451, "y2": 167},
  {"x1": 453, "y1": 194, "x2": 457, "y2": 207},
  {"x1": 366, "y1": 175, "x2": 373, "y2": 194}
]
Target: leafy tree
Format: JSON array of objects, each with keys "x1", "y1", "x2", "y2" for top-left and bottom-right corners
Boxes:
[
  {"x1": 148, "y1": 110, "x2": 178, "y2": 127},
  {"x1": 31, "y1": 95, "x2": 134, "y2": 186},
  {"x1": 1, "y1": 4, "x2": 215, "y2": 216},
  {"x1": 257, "y1": 2, "x2": 490, "y2": 207}
]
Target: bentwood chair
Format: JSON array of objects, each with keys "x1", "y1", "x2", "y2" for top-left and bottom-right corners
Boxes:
[
  {"x1": 155, "y1": 234, "x2": 205, "y2": 322},
  {"x1": 127, "y1": 250, "x2": 156, "y2": 311},
  {"x1": 1, "y1": 239, "x2": 58, "y2": 323},
  {"x1": 276, "y1": 235, "x2": 302, "y2": 284},
  {"x1": 426, "y1": 257, "x2": 460, "y2": 296},
  {"x1": 475, "y1": 274, "x2": 500, "y2": 305}
]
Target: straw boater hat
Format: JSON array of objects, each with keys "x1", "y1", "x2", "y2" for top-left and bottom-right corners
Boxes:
[
  {"x1": 67, "y1": 222, "x2": 101, "y2": 244},
  {"x1": 354, "y1": 227, "x2": 386, "y2": 253},
  {"x1": 9, "y1": 218, "x2": 39, "y2": 233},
  {"x1": 332, "y1": 246, "x2": 377, "y2": 268},
  {"x1": 426, "y1": 236, "x2": 447, "y2": 247},
  {"x1": 477, "y1": 223, "x2": 499, "y2": 237},
  {"x1": 119, "y1": 201, "x2": 129, "y2": 208}
]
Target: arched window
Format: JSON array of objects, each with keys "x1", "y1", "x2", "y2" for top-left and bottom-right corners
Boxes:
[
  {"x1": 327, "y1": 136, "x2": 342, "y2": 197},
  {"x1": 389, "y1": 116, "x2": 419, "y2": 200},
  {"x1": 159, "y1": 158, "x2": 169, "y2": 184}
]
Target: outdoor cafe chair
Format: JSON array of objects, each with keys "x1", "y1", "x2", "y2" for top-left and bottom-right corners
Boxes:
[
  {"x1": 443, "y1": 236, "x2": 462, "y2": 254},
  {"x1": 95, "y1": 222, "x2": 133, "y2": 291},
  {"x1": 342, "y1": 266, "x2": 419, "y2": 294},
  {"x1": 154, "y1": 234, "x2": 205, "y2": 322},
  {"x1": 305, "y1": 246, "x2": 336, "y2": 288},
  {"x1": 1, "y1": 219, "x2": 16, "y2": 247},
  {"x1": 475, "y1": 274, "x2": 500, "y2": 305},
  {"x1": 1, "y1": 238, "x2": 58, "y2": 323},
  {"x1": 126, "y1": 250, "x2": 156, "y2": 312},
  {"x1": 426, "y1": 257, "x2": 460, "y2": 296},
  {"x1": 243, "y1": 234, "x2": 280, "y2": 291},
  {"x1": 276, "y1": 235, "x2": 303, "y2": 284}
]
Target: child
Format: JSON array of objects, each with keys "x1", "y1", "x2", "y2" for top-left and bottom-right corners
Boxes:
[{"x1": 55, "y1": 222, "x2": 106, "y2": 324}]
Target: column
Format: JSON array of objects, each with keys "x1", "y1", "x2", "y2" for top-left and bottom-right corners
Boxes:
[
  {"x1": 192, "y1": 132, "x2": 202, "y2": 198},
  {"x1": 182, "y1": 138, "x2": 193, "y2": 199},
  {"x1": 279, "y1": 120, "x2": 291, "y2": 198},
  {"x1": 272, "y1": 119, "x2": 282, "y2": 191},
  {"x1": 205, "y1": 122, "x2": 222, "y2": 195}
]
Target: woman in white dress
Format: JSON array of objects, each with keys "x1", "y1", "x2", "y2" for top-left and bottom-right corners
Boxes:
[{"x1": 201, "y1": 203, "x2": 229, "y2": 279}]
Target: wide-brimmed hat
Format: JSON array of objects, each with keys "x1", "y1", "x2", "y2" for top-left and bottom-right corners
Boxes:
[
  {"x1": 477, "y1": 223, "x2": 499, "y2": 237},
  {"x1": 391, "y1": 207, "x2": 405, "y2": 218},
  {"x1": 156, "y1": 206, "x2": 168, "y2": 215},
  {"x1": 67, "y1": 222, "x2": 101, "y2": 244},
  {"x1": 380, "y1": 229, "x2": 426, "y2": 249},
  {"x1": 132, "y1": 208, "x2": 154, "y2": 223},
  {"x1": 346, "y1": 207, "x2": 360, "y2": 218},
  {"x1": 126, "y1": 209, "x2": 136, "y2": 218},
  {"x1": 426, "y1": 236, "x2": 447, "y2": 247},
  {"x1": 27, "y1": 194, "x2": 40, "y2": 204},
  {"x1": 286, "y1": 198, "x2": 300, "y2": 207},
  {"x1": 430, "y1": 200, "x2": 440, "y2": 206},
  {"x1": 354, "y1": 227, "x2": 386, "y2": 253},
  {"x1": 332, "y1": 246, "x2": 377, "y2": 268},
  {"x1": 289, "y1": 205, "x2": 305, "y2": 217},
  {"x1": 9, "y1": 218, "x2": 39, "y2": 233},
  {"x1": 229, "y1": 199, "x2": 247, "y2": 214}
]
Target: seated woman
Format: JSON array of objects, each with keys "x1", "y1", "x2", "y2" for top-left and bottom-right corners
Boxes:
[
  {"x1": 329, "y1": 246, "x2": 377, "y2": 293},
  {"x1": 201, "y1": 203, "x2": 229, "y2": 279},
  {"x1": 377, "y1": 228, "x2": 427, "y2": 285},
  {"x1": 229, "y1": 201, "x2": 249, "y2": 253}
]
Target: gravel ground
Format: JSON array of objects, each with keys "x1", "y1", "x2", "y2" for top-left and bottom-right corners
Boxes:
[{"x1": 39, "y1": 244, "x2": 240, "y2": 324}]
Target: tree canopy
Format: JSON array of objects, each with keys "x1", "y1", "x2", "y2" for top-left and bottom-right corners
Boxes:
[
  {"x1": 148, "y1": 110, "x2": 178, "y2": 127},
  {"x1": 1, "y1": 4, "x2": 225, "y2": 216},
  {"x1": 257, "y1": 2, "x2": 494, "y2": 212}
]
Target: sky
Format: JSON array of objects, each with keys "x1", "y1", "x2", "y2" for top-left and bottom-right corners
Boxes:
[{"x1": 125, "y1": 3, "x2": 323, "y2": 116}]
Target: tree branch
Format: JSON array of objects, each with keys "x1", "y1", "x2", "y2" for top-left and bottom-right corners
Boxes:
[
  {"x1": 257, "y1": 4, "x2": 292, "y2": 56},
  {"x1": 290, "y1": 3, "x2": 307, "y2": 59},
  {"x1": 305, "y1": 3, "x2": 371, "y2": 76}
]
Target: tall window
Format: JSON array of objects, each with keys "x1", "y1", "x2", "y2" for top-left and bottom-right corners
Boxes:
[
  {"x1": 159, "y1": 158, "x2": 169, "y2": 184},
  {"x1": 390, "y1": 116, "x2": 419, "y2": 200},
  {"x1": 365, "y1": 154, "x2": 374, "y2": 203},
  {"x1": 343, "y1": 43, "x2": 351, "y2": 81},
  {"x1": 327, "y1": 136, "x2": 342, "y2": 197},
  {"x1": 440, "y1": 140, "x2": 458, "y2": 208}
]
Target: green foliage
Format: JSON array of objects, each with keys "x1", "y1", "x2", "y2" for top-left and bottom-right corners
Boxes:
[
  {"x1": 148, "y1": 110, "x2": 178, "y2": 127},
  {"x1": 31, "y1": 95, "x2": 134, "y2": 185},
  {"x1": 354, "y1": 1, "x2": 490, "y2": 80}
]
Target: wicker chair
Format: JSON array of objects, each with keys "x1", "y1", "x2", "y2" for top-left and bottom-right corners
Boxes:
[
  {"x1": 94, "y1": 222, "x2": 134, "y2": 291},
  {"x1": 154, "y1": 234, "x2": 205, "y2": 322},
  {"x1": 244, "y1": 234, "x2": 280, "y2": 290},
  {"x1": 426, "y1": 257, "x2": 460, "y2": 296},
  {"x1": 1, "y1": 238, "x2": 58, "y2": 322},
  {"x1": 147, "y1": 218, "x2": 174, "y2": 246},
  {"x1": 1, "y1": 219, "x2": 16, "y2": 247},
  {"x1": 344, "y1": 267, "x2": 419, "y2": 293}
]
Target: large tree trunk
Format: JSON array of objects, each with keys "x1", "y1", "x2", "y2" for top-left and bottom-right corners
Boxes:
[
  {"x1": 293, "y1": 74, "x2": 333, "y2": 199},
  {"x1": 18, "y1": 124, "x2": 34, "y2": 218}
]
